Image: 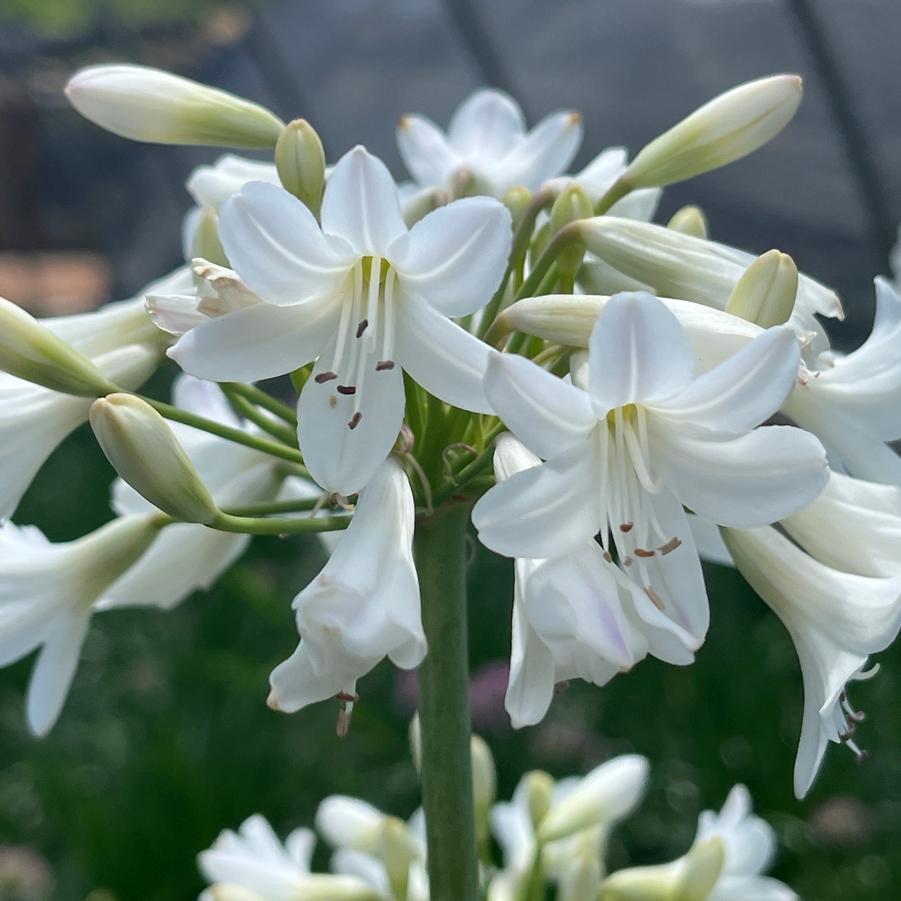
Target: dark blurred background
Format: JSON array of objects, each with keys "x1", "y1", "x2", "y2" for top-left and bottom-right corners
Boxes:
[{"x1": 0, "y1": 1, "x2": 899, "y2": 899}]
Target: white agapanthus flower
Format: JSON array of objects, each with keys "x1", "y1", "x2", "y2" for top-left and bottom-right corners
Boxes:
[
  {"x1": 169, "y1": 146, "x2": 511, "y2": 494},
  {"x1": 600, "y1": 785, "x2": 796, "y2": 900},
  {"x1": 0, "y1": 266, "x2": 190, "y2": 519},
  {"x1": 198, "y1": 813, "x2": 379, "y2": 901},
  {"x1": 493, "y1": 434, "x2": 689, "y2": 729},
  {"x1": 396, "y1": 88, "x2": 582, "y2": 197},
  {"x1": 722, "y1": 524, "x2": 901, "y2": 797},
  {"x1": 0, "y1": 515, "x2": 161, "y2": 736},
  {"x1": 783, "y1": 276, "x2": 901, "y2": 485},
  {"x1": 268, "y1": 458, "x2": 425, "y2": 713},
  {"x1": 474, "y1": 292, "x2": 827, "y2": 654}
]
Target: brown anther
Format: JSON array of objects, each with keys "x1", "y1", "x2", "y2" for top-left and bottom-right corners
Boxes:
[
  {"x1": 348, "y1": 412, "x2": 363, "y2": 430},
  {"x1": 644, "y1": 586, "x2": 665, "y2": 611},
  {"x1": 839, "y1": 724, "x2": 857, "y2": 741},
  {"x1": 356, "y1": 319, "x2": 369, "y2": 338},
  {"x1": 336, "y1": 707, "x2": 352, "y2": 737},
  {"x1": 635, "y1": 548, "x2": 656, "y2": 558},
  {"x1": 619, "y1": 522, "x2": 634, "y2": 533},
  {"x1": 623, "y1": 555, "x2": 633, "y2": 567},
  {"x1": 658, "y1": 536, "x2": 682, "y2": 555},
  {"x1": 337, "y1": 384, "x2": 356, "y2": 395},
  {"x1": 315, "y1": 371, "x2": 338, "y2": 384},
  {"x1": 602, "y1": 551, "x2": 613, "y2": 563},
  {"x1": 335, "y1": 691, "x2": 359, "y2": 703},
  {"x1": 856, "y1": 749, "x2": 870, "y2": 764},
  {"x1": 376, "y1": 360, "x2": 396, "y2": 371}
]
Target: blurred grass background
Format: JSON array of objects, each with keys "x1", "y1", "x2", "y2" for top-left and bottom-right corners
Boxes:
[{"x1": 1, "y1": 1, "x2": 900, "y2": 899}]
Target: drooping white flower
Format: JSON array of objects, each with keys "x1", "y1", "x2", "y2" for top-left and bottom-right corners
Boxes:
[
  {"x1": 397, "y1": 89, "x2": 582, "y2": 197},
  {"x1": 493, "y1": 435, "x2": 666, "y2": 729},
  {"x1": 268, "y1": 458, "x2": 425, "y2": 712},
  {"x1": 600, "y1": 784, "x2": 797, "y2": 900},
  {"x1": 474, "y1": 292, "x2": 827, "y2": 654},
  {"x1": 722, "y1": 525, "x2": 901, "y2": 797},
  {"x1": 783, "y1": 277, "x2": 901, "y2": 485},
  {"x1": 198, "y1": 813, "x2": 379, "y2": 901},
  {"x1": 0, "y1": 267, "x2": 191, "y2": 519},
  {"x1": 0, "y1": 515, "x2": 162, "y2": 735},
  {"x1": 170, "y1": 146, "x2": 512, "y2": 494}
]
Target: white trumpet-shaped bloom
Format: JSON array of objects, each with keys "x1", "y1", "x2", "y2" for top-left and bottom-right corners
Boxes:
[
  {"x1": 198, "y1": 813, "x2": 378, "y2": 901},
  {"x1": 783, "y1": 277, "x2": 901, "y2": 485},
  {"x1": 397, "y1": 88, "x2": 582, "y2": 196},
  {"x1": 722, "y1": 526, "x2": 901, "y2": 798},
  {"x1": 0, "y1": 515, "x2": 161, "y2": 736},
  {"x1": 493, "y1": 435, "x2": 686, "y2": 729},
  {"x1": 170, "y1": 146, "x2": 511, "y2": 494},
  {"x1": 268, "y1": 458, "x2": 426, "y2": 712},
  {"x1": 474, "y1": 292, "x2": 827, "y2": 653}
]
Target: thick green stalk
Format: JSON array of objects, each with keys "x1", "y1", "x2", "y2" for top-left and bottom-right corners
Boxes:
[{"x1": 415, "y1": 504, "x2": 478, "y2": 901}]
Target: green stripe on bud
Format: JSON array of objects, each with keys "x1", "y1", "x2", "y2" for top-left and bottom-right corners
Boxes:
[
  {"x1": 623, "y1": 74, "x2": 802, "y2": 188},
  {"x1": 90, "y1": 394, "x2": 219, "y2": 524},
  {"x1": 726, "y1": 249, "x2": 798, "y2": 327},
  {"x1": 0, "y1": 297, "x2": 118, "y2": 395},
  {"x1": 66, "y1": 64, "x2": 284, "y2": 148},
  {"x1": 275, "y1": 119, "x2": 326, "y2": 216}
]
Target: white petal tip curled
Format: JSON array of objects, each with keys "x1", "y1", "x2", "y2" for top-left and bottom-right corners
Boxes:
[{"x1": 266, "y1": 692, "x2": 283, "y2": 712}]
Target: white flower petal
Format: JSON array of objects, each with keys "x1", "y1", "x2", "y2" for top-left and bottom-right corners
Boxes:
[
  {"x1": 588, "y1": 292, "x2": 694, "y2": 415},
  {"x1": 27, "y1": 607, "x2": 90, "y2": 736},
  {"x1": 219, "y1": 181, "x2": 354, "y2": 306},
  {"x1": 483, "y1": 353, "x2": 596, "y2": 460},
  {"x1": 447, "y1": 89, "x2": 525, "y2": 159},
  {"x1": 145, "y1": 292, "x2": 206, "y2": 336},
  {"x1": 169, "y1": 299, "x2": 338, "y2": 382},
  {"x1": 394, "y1": 296, "x2": 495, "y2": 414},
  {"x1": 298, "y1": 343, "x2": 405, "y2": 496},
  {"x1": 391, "y1": 197, "x2": 511, "y2": 317},
  {"x1": 186, "y1": 154, "x2": 280, "y2": 209},
  {"x1": 492, "y1": 110, "x2": 582, "y2": 192},
  {"x1": 321, "y1": 146, "x2": 407, "y2": 256},
  {"x1": 652, "y1": 423, "x2": 828, "y2": 527},
  {"x1": 472, "y1": 440, "x2": 600, "y2": 559},
  {"x1": 660, "y1": 326, "x2": 800, "y2": 434},
  {"x1": 396, "y1": 114, "x2": 460, "y2": 188}
]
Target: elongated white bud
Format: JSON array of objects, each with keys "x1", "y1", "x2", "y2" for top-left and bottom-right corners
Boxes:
[
  {"x1": 275, "y1": 119, "x2": 326, "y2": 216},
  {"x1": 549, "y1": 184, "x2": 593, "y2": 279},
  {"x1": 471, "y1": 734, "x2": 497, "y2": 836},
  {"x1": 623, "y1": 75, "x2": 802, "y2": 188},
  {"x1": 90, "y1": 394, "x2": 219, "y2": 524},
  {"x1": 190, "y1": 208, "x2": 229, "y2": 267},
  {"x1": 66, "y1": 65, "x2": 284, "y2": 148},
  {"x1": 501, "y1": 186, "x2": 531, "y2": 229},
  {"x1": 522, "y1": 770, "x2": 554, "y2": 831},
  {"x1": 725, "y1": 249, "x2": 797, "y2": 327},
  {"x1": 0, "y1": 297, "x2": 118, "y2": 396},
  {"x1": 558, "y1": 853, "x2": 602, "y2": 901},
  {"x1": 667, "y1": 205, "x2": 708, "y2": 238}
]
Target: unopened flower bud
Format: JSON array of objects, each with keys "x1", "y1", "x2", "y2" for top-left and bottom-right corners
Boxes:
[
  {"x1": 0, "y1": 298, "x2": 118, "y2": 396},
  {"x1": 600, "y1": 863, "x2": 676, "y2": 901},
  {"x1": 539, "y1": 755, "x2": 649, "y2": 843},
  {"x1": 90, "y1": 394, "x2": 219, "y2": 523},
  {"x1": 522, "y1": 770, "x2": 554, "y2": 832},
  {"x1": 190, "y1": 208, "x2": 229, "y2": 267},
  {"x1": 471, "y1": 735, "x2": 497, "y2": 828},
  {"x1": 409, "y1": 714, "x2": 423, "y2": 773},
  {"x1": 725, "y1": 249, "x2": 797, "y2": 327},
  {"x1": 550, "y1": 184, "x2": 593, "y2": 279},
  {"x1": 275, "y1": 119, "x2": 326, "y2": 216},
  {"x1": 66, "y1": 64, "x2": 284, "y2": 148},
  {"x1": 380, "y1": 817, "x2": 419, "y2": 896},
  {"x1": 622, "y1": 75, "x2": 802, "y2": 188},
  {"x1": 316, "y1": 797, "x2": 384, "y2": 854},
  {"x1": 675, "y1": 837, "x2": 725, "y2": 901},
  {"x1": 501, "y1": 186, "x2": 531, "y2": 229},
  {"x1": 667, "y1": 205, "x2": 708, "y2": 238},
  {"x1": 403, "y1": 187, "x2": 449, "y2": 227}
]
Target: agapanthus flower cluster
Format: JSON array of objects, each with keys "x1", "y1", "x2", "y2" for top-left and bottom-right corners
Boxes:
[
  {"x1": 1, "y1": 60, "x2": 899, "y2": 894},
  {"x1": 196, "y1": 736, "x2": 796, "y2": 901}
]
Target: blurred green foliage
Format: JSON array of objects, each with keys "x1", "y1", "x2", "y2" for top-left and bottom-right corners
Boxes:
[
  {"x1": 0, "y1": 368, "x2": 899, "y2": 900},
  {"x1": 0, "y1": 0, "x2": 262, "y2": 36}
]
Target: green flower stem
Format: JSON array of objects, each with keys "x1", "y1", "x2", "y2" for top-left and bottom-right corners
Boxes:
[
  {"x1": 513, "y1": 223, "x2": 581, "y2": 303},
  {"x1": 221, "y1": 381, "x2": 298, "y2": 424},
  {"x1": 210, "y1": 511, "x2": 350, "y2": 535},
  {"x1": 415, "y1": 503, "x2": 478, "y2": 901},
  {"x1": 477, "y1": 186, "x2": 558, "y2": 339},
  {"x1": 432, "y1": 426, "x2": 503, "y2": 507},
  {"x1": 140, "y1": 396, "x2": 305, "y2": 466},
  {"x1": 220, "y1": 384, "x2": 299, "y2": 446},
  {"x1": 593, "y1": 175, "x2": 632, "y2": 215},
  {"x1": 221, "y1": 497, "x2": 326, "y2": 517}
]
